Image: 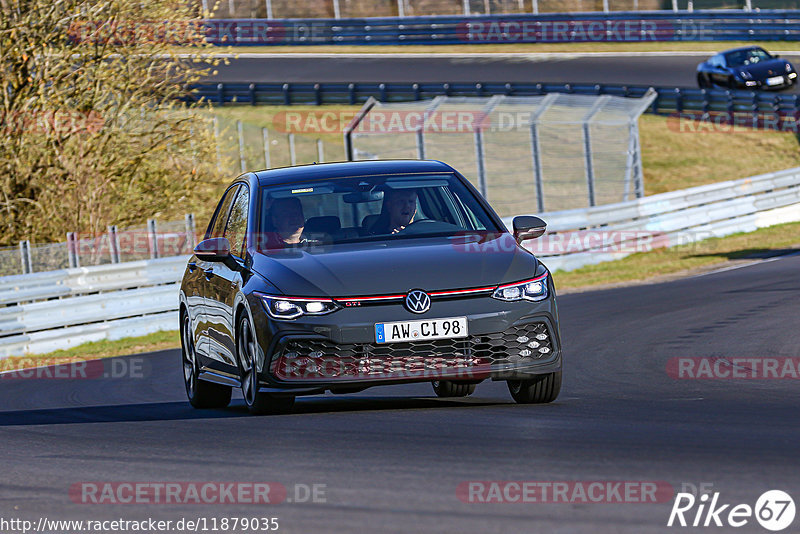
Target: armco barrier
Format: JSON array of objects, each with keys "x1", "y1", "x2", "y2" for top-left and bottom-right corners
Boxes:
[
  {"x1": 202, "y1": 11, "x2": 800, "y2": 46},
  {"x1": 190, "y1": 82, "x2": 800, "y2": 129},
  {"x1": 1, "y1": 167, "x2": 799, "y2": 357}
]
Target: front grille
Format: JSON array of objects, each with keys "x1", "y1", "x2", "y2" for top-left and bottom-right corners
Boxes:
[{"x1": 270, "y1": 323, "x2": 553, "y2": 382}]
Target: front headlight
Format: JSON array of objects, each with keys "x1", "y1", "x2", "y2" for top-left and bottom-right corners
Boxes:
[
  {"x1": 259, "y1": 294, "x2": 340, "y2": 320},
  {"x1": 492, "y1": 274, "x2": 549, "y2": 302}
]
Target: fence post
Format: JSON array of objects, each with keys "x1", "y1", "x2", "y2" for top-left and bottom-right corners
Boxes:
[
  {"x1": 262, "y1": 127, "x2": 271, "y2": 169},
  {"x1": 530, "y1": 123, "x2": 545, "y2": 213},
  {"x1": 265, "y1": 0, "x2": 273, "y2": 18},
  {"x1": 332, "y1": 0, "x2": 341, "y2": 18},
  {"x1": 415, "y1": 130, "x2": 425, "y2": 160},
  {"x1": 108, "y1": 225, "x2": 120, "y2": 263},
  {"x1": 19, "y1": 240, "x2": 32, "y2": 274},
  {"x1": 463, "y1": 0, "x2": 470, "y2": 16},
  {"x1": 531, "y1": 0, "x2": 538, "y2": 14},
  {"x1": 201, "y1": 0, "x2": 209, "y2": 14},
  {"x1": 237, "y1": 120, "x2": 246, "y2": 173},
  {"x1": 147, "y1": 219, "x2": 160, "y2": 259},
  {"x1": 185, "y1": 214, "x2": 197, "y2": 250},
  {"x1": 583, "y1": 123, "x2": 596, "y2": 207},
  {"x1": 744, "y1": 0, "x2": 752, "y2": 10},
  {"x1": 213, "y1": 116, "x2": 222, "y2": 172},
  {"x1": 474, "y1": 129, "x2": 488, "y2": 199},
  {"x1": 671, "y1": 0, "x2": 678, "y2": 11},
  {"x1": 288, "y1": 133, "x2": 297, "y2": 165},
  {"x1": 397, "y1": 0, "x2": 405, "y2": 17},
  {"x1": 317, "y1": 139, "x2": 325, "y2": 163},
  {"x1": 67, "y1": 232, "x2": 80, "y2": 268},
  {"x1": 602, "y1": 0, "x2": 609, "y2": 12},
  {"x1": 228, "y1": 0, "x2": 234, "y2": 16}
]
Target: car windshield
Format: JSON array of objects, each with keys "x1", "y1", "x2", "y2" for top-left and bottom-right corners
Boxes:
[
  {"x1": 724, "y1": 48, "x2": 772, "y2": 67},
  {"x1": 257, "y1": 173, "x2": 501, "y2": 250}
]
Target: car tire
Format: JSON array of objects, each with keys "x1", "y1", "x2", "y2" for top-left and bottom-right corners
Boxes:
[
  {"x1": 237, "y1": 315, "x2": 295, "y2": 415},
  {"x1": 432, "y1": 380, "x2": 476, "y2": 397},
  {"x1": 181, "y1": 311, "x2": 232, "y2": 409},
  {"x1": 507, "y1": 371, "x2": 561, "y2": 404},
  {"x1": 697, "y1": 73, "x2": 710, "y2": 88},
  {"x1": 727, "y1": 76, "x2": 737, "y2": 90}
]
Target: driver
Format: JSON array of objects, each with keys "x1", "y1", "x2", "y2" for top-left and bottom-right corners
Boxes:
[
  {"x1": 368, "y1": 189, "x2": 418, "y2": 235},
  {"x1": 263, "y1": 197, "x2": 305, "y2": 248}
]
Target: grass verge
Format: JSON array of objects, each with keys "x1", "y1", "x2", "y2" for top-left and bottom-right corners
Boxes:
[
  {"x1": 1, "y1": 330, "x2": 180, "y2": 372},
  {"x1": 181, "y1": 41, "x2": 800, "y2": 55},
  {"x1": 551, "y1": 220, "x2": 800, "y2": 290}
]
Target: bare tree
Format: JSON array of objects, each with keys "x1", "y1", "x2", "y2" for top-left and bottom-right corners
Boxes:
[{"x1": 0, "y1": 0, "x2": 224, "y2": 244}]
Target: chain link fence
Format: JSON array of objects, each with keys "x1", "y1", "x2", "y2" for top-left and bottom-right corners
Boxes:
[
  {"x1": 348, "y1": 92, "x2": 656, "y2": 217},
  {"x1": 200, "y1": 0, "x2": 799, "y2": 19},
  {"x1": 213, "y1": 115, "x2": 344, "y2": 173},
  {"x1": 0, "y1": 217, "x2": 199, "y2": 277}
]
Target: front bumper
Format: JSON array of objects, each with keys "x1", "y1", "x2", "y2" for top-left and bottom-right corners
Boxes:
[
  {"x1": 737, "y1": 74, "x2": 797, "y2": 90},
  {"x1": 248, "y1": 291, "x2": 562, "y2": 391}
]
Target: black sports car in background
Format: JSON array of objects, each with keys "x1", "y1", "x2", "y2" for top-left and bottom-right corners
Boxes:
[
  {"x1": 696, "y1": 46, "x2": 796, "y2": 90},
  {"x1": 179, "y1": 160, "x2": 562, "y2": 414}
]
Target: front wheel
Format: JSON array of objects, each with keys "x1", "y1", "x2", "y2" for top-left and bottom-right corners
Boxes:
[
  {"x1": 432, "y1": 380, "x2": 476, "y2": 397},
  {"x1": 697, "y1": 73, "x2": 710, "y2": 89},
  {"x1": 238, "y1": 315, "x2": 295, "y2": 415},
  {"x1": 181, "y1": 312, "x2": 231, "y2": 409},
  {"x1": 507, "y1": 371, "x2": 561, "y2": 404}
]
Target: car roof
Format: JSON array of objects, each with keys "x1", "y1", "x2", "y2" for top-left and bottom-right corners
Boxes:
[
  {"x1": 720, "y1": 46, "x2": 767, "y2": 55},
  {"x1": 253, "y1": 160, "x2": 456, "y2": 186}
]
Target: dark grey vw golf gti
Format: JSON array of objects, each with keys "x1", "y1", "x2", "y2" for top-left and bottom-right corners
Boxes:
[{"x1": 179, "y1": 160, "x2": 562, "y2": 414}]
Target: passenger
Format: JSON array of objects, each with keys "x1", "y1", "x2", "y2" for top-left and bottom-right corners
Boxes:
[{"x1": 368, "y1": 189, "x2": 418, "y2": 235}]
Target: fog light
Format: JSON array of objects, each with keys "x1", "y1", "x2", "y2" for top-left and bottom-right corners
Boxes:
[
  {"x1": 539, "y1": 347, "x2": 551, "y2": 354},
  {"x1": 519, "y1": 349, "x2": 532, "y2": 357},
  {"x1": 305, "y1": 301, "x2": 326, "y2": 313},
  {"x1": 745, "y1": 80, "x2": 758, "y2": 86},
  {"x1": 516, "y1": 335, "x2": 529, "y2": 343},
  {"x1": 500, "y1": 287, "x2": 521, "y2": 300},
  {"x1": 309, "y1": 351, "x2": 323, "y2": 358},
  {"x1": 528, "y1": 341, "x2": 540, "y2": 349},
  {"x1": 535, "y1": 333, "x2": 548, "y2": 340}
]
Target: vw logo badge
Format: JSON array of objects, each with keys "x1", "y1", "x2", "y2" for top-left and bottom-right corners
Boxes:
[{"x1": 405, "y1": 290, "x2": 431, "y2": 314}]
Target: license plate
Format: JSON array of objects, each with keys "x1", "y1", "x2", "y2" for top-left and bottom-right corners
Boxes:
[
  {"x1": 767, "y1": 76, "x2": 785, "y2": 86},
  {"x1": 375, "y1": 317, "x2": 468, "y2": 344}
]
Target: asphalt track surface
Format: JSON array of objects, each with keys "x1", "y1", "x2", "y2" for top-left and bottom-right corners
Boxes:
[
  {"x1": 210, "y1": 53, "x2": 800, "y2": 93},
  {"x1": 2, "y1": 251, "x2": 799, "y2": 533}
]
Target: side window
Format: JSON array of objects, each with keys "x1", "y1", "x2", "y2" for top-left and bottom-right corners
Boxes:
[
  {"x1": 208, "y1": 185, "x2": 239, "y2": 239},
  {"x1": 224, "y1": 186, "x2": 250, "y2": 258}
]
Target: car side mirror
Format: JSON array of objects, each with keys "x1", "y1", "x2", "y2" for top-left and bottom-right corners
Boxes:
[
  {"x1": 512, "y1": 216, "x2": 547, "y2": 244},
  {"x1": 194, "y1": 237, "x2": 231, "y2": 262},
  {"x1": 774, "y1": 53, "x2": 780, "y2": 58}
]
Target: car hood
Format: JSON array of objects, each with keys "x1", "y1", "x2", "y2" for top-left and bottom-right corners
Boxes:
[
  {"x1": 250, "y1": 234, "x2": 539, "y2": 297},
  {"x1": 740, "y1": 59, "x2": 791, "y2": 79}
]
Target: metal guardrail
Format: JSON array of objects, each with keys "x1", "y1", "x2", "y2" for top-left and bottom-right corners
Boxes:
[
  {"x1": 1, "y1": 167, "x2": 799, "y2": 357},
  {"x1": 502, "y1": 166, "x2": 800, "y2": 271},
  {"x1": 202, "y1": 11, "x2": 800, "y2": 46},
  {"x1": 191, "y1": 82, "x2": 800, "y2": 127}
]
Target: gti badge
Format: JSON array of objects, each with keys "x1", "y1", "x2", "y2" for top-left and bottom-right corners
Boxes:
[{"x1": 405, "y1": 290, "x2": 431, "y2": 314}]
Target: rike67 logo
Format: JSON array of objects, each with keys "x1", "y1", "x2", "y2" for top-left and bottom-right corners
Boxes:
[{"x1": 668, "y1": 490, "x2": 795, "y2": 531}]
